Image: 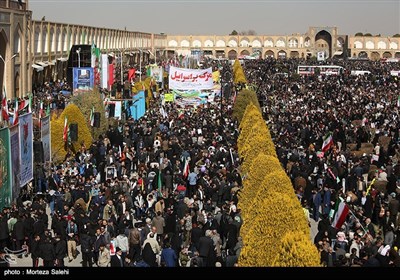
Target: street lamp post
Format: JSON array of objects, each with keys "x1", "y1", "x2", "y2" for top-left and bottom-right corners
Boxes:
[
  {"x1": 0, "y1": 53, "x2": 18, "y2": 97},
  {"x1": 76, "y1": 48, "x2": 81, "y2": 68},
  {"x1": 117, "y1": 48, "x2": 124, "y2": 85},
  {"x1": 139, "y1": 49, "x2": 142, "y2": 82},
  {"x1": 219, "y1": 64, "x2": 232, "y2": 132}
]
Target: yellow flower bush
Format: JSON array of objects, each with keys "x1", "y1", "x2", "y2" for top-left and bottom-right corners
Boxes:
[
  {"x1": 232, "y1": 89, "x2": 261, "y2": 122},
  {"x1": 271, "y1": 231, "x2": 321, "y2": 267},
  {"x1": 232, "y1": 59, "x2": 247, "y2": 85},
  {"x1": 240, "y1": 135, "x2": 278, "y2": 173},
  {"x1": 238, "y1": 192, "x2": 310, "y2": 266},
  {"x1": 51, "y1": 104, "x2": 93, "y2": 163}
]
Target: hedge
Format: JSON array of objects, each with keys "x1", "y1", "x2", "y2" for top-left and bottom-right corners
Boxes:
[
  {"x1": 232, "y1": 89, "x2": 261, "y2": 122},
  {"x1": 238, "y1": 192, "x2": 310, "y2": 266},
  {"x1": 51, "y1": 104, "x2": 93, "y2": 163},
  {"x1": 271, "y1": 231, "x2": 320, "y2": 267}
]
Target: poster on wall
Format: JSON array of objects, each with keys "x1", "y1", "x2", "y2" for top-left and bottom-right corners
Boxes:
[
  {"x1": 19, "y1": 113, "x2": 33, "y2": 187},
  {"x1": 0, "y1": 127, "x2": 12, "y2": 210},
  {"x1": 10, "y1": 125, "x2": 20, "y2": 202},
  {"x1": 41, "y1": 115, "x2": 51, "y2": 163},
  {"x1": 73, "y1": 67, "x2": 94, "y2": 94}
]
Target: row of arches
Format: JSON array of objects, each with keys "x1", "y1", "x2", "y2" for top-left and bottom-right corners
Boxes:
[
  {"x1": 31, "y1": 21, "x2": 157, "y2": 56},
  {"x1": 353, "y1": 40, "x2": 398, "y2": 50},
  {"x1": 356, "y1": 51, "x2": 400, "y2": 60},
  {"x1": 167, "y1": 36, "x2": 346, "y2": 49}
]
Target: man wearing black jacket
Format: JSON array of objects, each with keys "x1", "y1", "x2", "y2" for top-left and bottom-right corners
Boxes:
[{"x1": 54, "y1": 234, "x2": 67, "y2": 267}]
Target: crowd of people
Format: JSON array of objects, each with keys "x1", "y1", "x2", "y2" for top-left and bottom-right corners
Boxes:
[
  {"x1": 243, "y1": 57, "x2": 400, "y2": 266},
  {"x1": 2, "y1": 56, "x2": 400, "y2": 267},
  {"x1": 0, "y1": 75, "x2": 244, "y2": 267}
]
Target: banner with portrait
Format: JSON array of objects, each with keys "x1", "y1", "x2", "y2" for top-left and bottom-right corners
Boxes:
[
  {"x1": 73, "y1": 67, "x2": 94, "y2": 94},
  {"x1": 9, "y1": 125, "x2": 20, "y2": 202},
  {"x1": 0, "y1": 127, "x2": 12, "y2": 210},
  {"x1": 41, "y1": 115, "x2": 51, "y2": 163},
  {"x1": 19, "y1": 113, "x2": 33, "y2": 187}
]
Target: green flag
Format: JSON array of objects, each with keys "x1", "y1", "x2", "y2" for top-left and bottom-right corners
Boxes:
[{"x1": 157, "y1": 170, "x2": 162, "y2": 196}]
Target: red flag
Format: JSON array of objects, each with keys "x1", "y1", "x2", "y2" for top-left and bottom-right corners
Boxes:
[
  {"x1": 108, "y1": 64, "x2": 114, "y2": 90},
  {"x1": 128, "y1": 68, "x2": 136, "y2": 81},
  {"x1": 63, "y1": 116, "x2": 68, "y2": 142},
  {"x1": 1, "y1": 91, "x2": 9, "y2": 122}
]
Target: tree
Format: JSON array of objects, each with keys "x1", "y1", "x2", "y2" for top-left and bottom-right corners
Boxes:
[
  {"x1": 393, "y1": 34, "x2": 400, "y2": 37},
  {"x1": 354, "y1": 32, "x2": 364, "y2": 36},
  {"x1": 230, "y1": 30, "x2": 238, "y2": 35},
  {"x1": 364, "y1": 33, "x2": 372, "y2": 37},
  {"x1": 51, "y1": 104, "x2": 92, "y2": 163}
]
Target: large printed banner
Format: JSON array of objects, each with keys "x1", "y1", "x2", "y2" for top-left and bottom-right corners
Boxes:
[
  {"x1": 19, "y1": 113, "x2": 33, "y2": 187},
  {"x1": 10, "y1": 125, "x2": 20, "y2": 202},
  {"x1": 169, "y1": 66, "x2": 213, "y2": 90},
  {"x1": 101, "y1": 54, "x2": 109, "y2": 89},
  {"x1": 0, "y1": 127, "x2": 12, "y2": 210},
  {"x1": 172, "y1": 89, "x2": 215, "y2": 107},
  {"x1": 73, "y1": 67, "x2": 94, "y2": 94},
  {"x1": 41, "y1": 115, "x2": 51, "y2": 163}
]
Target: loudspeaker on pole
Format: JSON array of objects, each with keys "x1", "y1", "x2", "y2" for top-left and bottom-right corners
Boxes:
[{"x1": 69, "y1": 123, "x2": 78, "y2": 142}]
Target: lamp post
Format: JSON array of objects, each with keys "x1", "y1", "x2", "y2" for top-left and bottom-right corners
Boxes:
[
  {"x1": 219, "y1": 64, "x2": 232, "y2": 132},
  {"x1": 76, "y1": 48, "x2": 81, "y2": 68},
  {"x1": 139, "y1": 49, "x2": 142, "y2": 82},
  {"x1": 117, "y1": 48, "x2": 125, "y2": 85},
  {"x1": 0, "y1": 53, "x2": 18, "y2": 97}
]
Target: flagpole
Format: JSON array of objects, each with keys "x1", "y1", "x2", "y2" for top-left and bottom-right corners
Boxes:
[{"x1": 346, "y1": 204, "x2": 369, "y2": 235}]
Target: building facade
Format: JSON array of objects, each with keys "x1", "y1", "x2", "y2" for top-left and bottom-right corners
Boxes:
[
  {"x1": 0, "y1": 0, "x2": 31, "y2": 99},
  {"x1": 0, "y1": 2, "x2": 399, "y2": 100},
  {"x1": 166, "y1": 27, "x2": 400, "y2": 61}
]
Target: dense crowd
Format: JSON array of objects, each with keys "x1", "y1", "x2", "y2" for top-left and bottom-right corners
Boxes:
[
  {"x1": 0, "y1": 84, "x2": 243, "y2": 267},
  {"x1": 2, "y1": 56, "x2": 400, "y2": 267},
  {"x1": 244, "y1": 57, "x2": 400, "y2": 266}
]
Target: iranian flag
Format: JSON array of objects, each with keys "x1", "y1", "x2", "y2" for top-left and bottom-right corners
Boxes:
[
  {"x1": 63, "y1": 116, "x2": 68, "y2": 142},
  {"x1": 321, "y1": 132, "x2": 333, "y2": 152},
  {"x1": 182, "y1": 158, "x2": 190, "y2": 179},
  {"x1": 39, "y1": 101, "x2": 44, "y2": 118},
  {"x1": 331, "y1": 198, "x2": 349, "y2": 229},
  {"x1": 1, "y1": 87, "x2": 9, "y2": 122},
  {"x1": 13, "y1": 99, "x2": 19, "y2": 126},
  {"x1": 397, "y1": 95, "x2": 400, "y2": 107},
  {"x1": 89, "y1": 106, "x2": 94, "y2": 127}
]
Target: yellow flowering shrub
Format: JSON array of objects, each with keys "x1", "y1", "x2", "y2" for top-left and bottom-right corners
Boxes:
[
  {"x1": 232, "y1": 89, "x2": 261, "y2": 122},
  {"x1": 240, "y1": 135, "x2": 278, "y2": 173},
  {"x1": 271, "y1": 231, "x2": 321, "y2": 267},
  {"x1": 233, "y1": 60, "x2": 247, "y2": 85},
  {"x1": 51, "y1": 104, "x2": 93, "y2": 163},
  {"x1": 238, "y1": 192, "x2": 310, "y2": 266}
]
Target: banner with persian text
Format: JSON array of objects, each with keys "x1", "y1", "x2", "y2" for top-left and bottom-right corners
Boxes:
[
  {"x1": 19, "y1": 113, "x2": 33, "y2": 187},
  {"x1": 0, "y1": 127, "x2": 12, "y2": 210},
  {"x1": 10, "y1": 125, "x2": 20, "y2": 202},
  {"x1": 169, "y1": 66, "x2": 213, "y2": 90}
]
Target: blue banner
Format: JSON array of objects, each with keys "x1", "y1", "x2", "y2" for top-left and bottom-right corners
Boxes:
[
  {"x1": 73, "y1": 67, "x2": 94, "y2": 94},
  {"x1": 19, "y1": 113, "x2": 33, "y2": 187},
  {"x1": 131, "y1": 91, "x2": 146, "y2": 120}
]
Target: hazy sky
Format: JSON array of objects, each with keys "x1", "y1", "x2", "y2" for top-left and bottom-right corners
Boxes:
[{"x1": 29, "y1": 0, "x2": 400, "y2": 36}]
